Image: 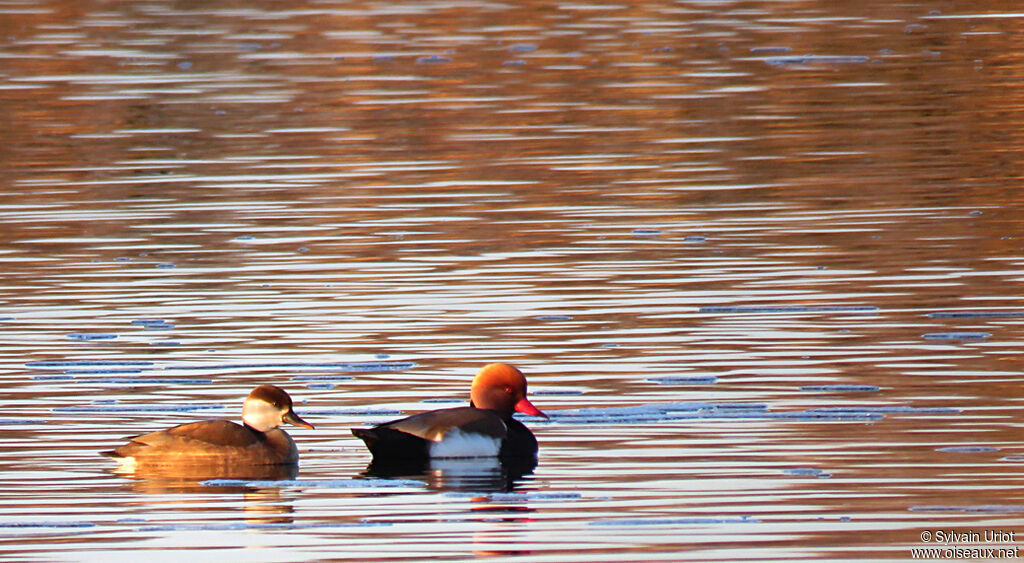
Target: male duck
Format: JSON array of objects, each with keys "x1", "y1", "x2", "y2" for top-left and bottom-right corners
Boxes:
[{"x1": 352, "y1": 363, "x2": 546, "y2": 461}]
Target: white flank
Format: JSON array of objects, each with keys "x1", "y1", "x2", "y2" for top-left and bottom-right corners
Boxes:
[
  {"x1": 429, "y1": 429, "x2": 501, "y2": 458},
  {"x1": 113, "y1": 456, "x2": 138, "y2": 475}
]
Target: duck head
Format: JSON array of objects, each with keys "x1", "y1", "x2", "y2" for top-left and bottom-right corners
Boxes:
[
  {"x1": 242, "y1": 384, "x2": 315, "y2": 432},
  {"x1": 470, "y1": 363, "x2": 547, "y2": 418}
]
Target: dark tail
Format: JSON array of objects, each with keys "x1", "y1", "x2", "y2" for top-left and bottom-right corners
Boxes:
[
  {"x1": 351, "y1": 428, "x2": 378, "y2": 448},
  {"x1": 351, "y1": 427, "x2": 430, "y2": 460}
]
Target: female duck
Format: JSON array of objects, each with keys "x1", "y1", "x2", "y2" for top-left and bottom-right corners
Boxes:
[
  {"x1": 352, "y1": 363, "x2": 547, "y2": 461},
  {"x1": 104, "y1": 384, "x2": 314, "y2": 466}
]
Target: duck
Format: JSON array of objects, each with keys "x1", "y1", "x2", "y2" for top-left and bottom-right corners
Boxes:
[
  {"x1": 352, "y1": 363, "x2": 547, "y2": 461},
  {"x1": 102, "y1": 384, "x2": 314, "y2": 467}
]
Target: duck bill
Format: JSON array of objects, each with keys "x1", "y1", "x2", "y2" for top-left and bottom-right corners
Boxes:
[
  {"x1": 283, "y1": 409, "x2": 315, "y2": 429},
  {"x1": 514, "y1": 397, "x2": 548, "y2": 419}
]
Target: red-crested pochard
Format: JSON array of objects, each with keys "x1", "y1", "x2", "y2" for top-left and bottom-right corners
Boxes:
[
  {"x1": 102, "y1": 384, "x2": 314, "y2": 466},
  {"x1": 352, "y1": 363, "x2": 547, "y2": 460}
]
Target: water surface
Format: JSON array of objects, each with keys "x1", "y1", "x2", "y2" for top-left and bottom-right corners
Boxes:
[{"x1": 3, "y1": 1, "x2": 1024, "y2": 560}]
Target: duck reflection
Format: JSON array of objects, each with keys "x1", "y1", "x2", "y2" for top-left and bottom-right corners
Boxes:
[
  {"x1": 107, "y1": 461, "x2": 298, "y2": 524},
  {"x1": 362, "y1": 455, "x2": 537, "y2": 493},
  {"x1": 109, "y1": 458, "x2": 298, "y2": 491}
]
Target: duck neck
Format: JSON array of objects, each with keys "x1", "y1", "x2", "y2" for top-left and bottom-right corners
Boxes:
[{"x1": 242, "y1": 422, "x2": 270, "y2": 440}]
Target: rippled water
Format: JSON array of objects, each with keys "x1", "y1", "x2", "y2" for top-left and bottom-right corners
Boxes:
[{"x1": 3, "y1": 1, "x2": 1024, "y2": 560}]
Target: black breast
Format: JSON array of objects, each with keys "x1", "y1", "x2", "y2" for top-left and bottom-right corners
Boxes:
[{"x1": 498, "y1": 416, "x2": 538, "y2": 458}]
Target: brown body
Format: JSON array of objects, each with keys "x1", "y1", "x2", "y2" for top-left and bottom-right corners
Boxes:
[
  {"x1": 103, "y1": 384, "x2": 313, "y2": 467},
  {"x1": 109, "y1": 420, "x2": 300, "y2": 465}
]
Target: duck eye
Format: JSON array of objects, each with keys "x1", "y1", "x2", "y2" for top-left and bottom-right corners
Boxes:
[{"x1": 504, "y1": 386, "x2": 513, "y2": 394}]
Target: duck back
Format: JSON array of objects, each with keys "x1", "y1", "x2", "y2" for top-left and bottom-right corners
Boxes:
[{"x1": 106, "y1": 419, "x2": 298, "y2": 465}]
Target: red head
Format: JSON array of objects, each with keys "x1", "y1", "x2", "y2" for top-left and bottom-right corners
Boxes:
[{"x1": 470, "y1": 363, "x2": 547, "y2": 418}]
